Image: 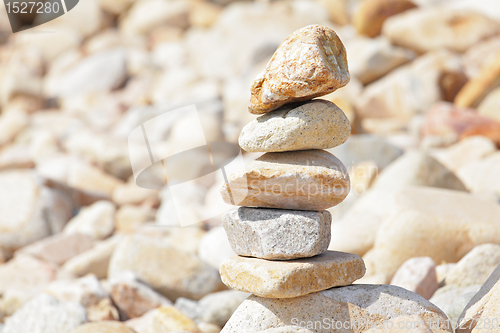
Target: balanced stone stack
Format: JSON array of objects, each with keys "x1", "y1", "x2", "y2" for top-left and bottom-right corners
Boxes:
[{"x1": 218, "y1": 25, "x2": 367, "y2": 327}]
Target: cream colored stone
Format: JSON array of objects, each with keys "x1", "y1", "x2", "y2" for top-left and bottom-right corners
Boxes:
[
  {"x1": 61, "y1": 236, "x2": 121, "y2": 279},
  {"x1": 353, "y1": 0, "x2": 417, "y2": 38},
  {"x1": 478, "y1": 86, "x2": 500, "y2": 122},
  {"x1": 220, "y1": 150, "x2": 350, "y2": 211},
  {"x1": 220, "y1": 251, "x2": 365, "y2": 298},
  {"x1": 383, "y1": 8, "x2": 499, "y2": 53},
  {"x1": 108, "y1": 234, "x2": 222, "y2": 301},
  {"x1": 430, "y1": 136, "x2": 497, "y2": 172},
  {"x1": 115, "y1": 205, "x2": 155, "y2": 233},
  {"x1": 368, "y1": 186, "x2": 500, "y2": 278},
  {"x1": 151, "y1": 306, "x2": 201, "y2": 333},
  {"x1": 455, "y1": 55, "x2": 500, "y2": 109},
  {"x1": 463, "y1": 37, "x2": 500, "y2": 79},
  {"x1": 222, "y1": 285, "x2": 451, "y2": 333},
  {"x1": 391, "y1": 257, "x2": 438, "y2": 300},
  {"x1": 223, "y1": 207, "x2": 331, "y2": 260},
  {"x1": 16, "y1": 233, "x2": 94, "y2": 265},
  {"x1": 457, "y1": 264, "x2": 500, "y2": 333},
  {"x1": 457, "y1": 152, "x2": 500, "y2": 196},
  {"x1": 240, "y1": 100, "x2": 350, "y2": 152},
  {"x1": 64, "y1": 200, "x2": 115, "y2": 240},
  {"x1": 356, "y1": 49, "x2": 463, "y2": 121},
  {"x1": 249, "y1": 25, "x2": 349, "y2": 114},
  {"x1": 445, "y1": 244, "x2": 500, "y2": 288}
]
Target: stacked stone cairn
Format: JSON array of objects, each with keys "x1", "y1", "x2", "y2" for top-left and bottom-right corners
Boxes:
[{"x1": 219, "y1": 25, "x2": 367, "y2": 330}]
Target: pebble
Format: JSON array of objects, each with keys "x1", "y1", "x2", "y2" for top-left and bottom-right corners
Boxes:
[
  {"x1": 220, "y1": 150, "x2": 350, "y2": 211},
  {"x1": 69, "y1": 321, "x2": 137, "y2": 333},
  {"x1": 45, "y1": 275, "x2": 119, "y2": 321},
  {"x1": 109, "y1": 271, "x2": 172, "y2": 319},
  {"x1": 329, "y1": 151, "x2": 467, "y2": 256},
  {"x1": 64, "y1": 201, "x2": 115, "y2": 240},
  {"x1": 422, "y1": 102, "x2": 500, "y2": 147},
  {"x1": 0, "y1": 171, "x2": 72, "y2": 258},
  {"x1": 239, "y1": 100, "x2": 350, "y2": 152},
  {"x1": 457, "y1": 264, "x2": 500, "y2": 333},
  {"x1": 45, "y1": 48, "x2": 127, "y2": 98},
  {"x1": 220, "y1": 251, "x2": 365, "y2": 298},
  {"x1": 16, "y1": 233, "x2": 94, "y2": 265},
  {"x1": 429, "y1": 285, "x2": 482, "y2": 320},
  {"x1": 197, "y1": 227, "x2": 236, "y2": 270},
  {"x1": 223, "y1": 207, "x2": 331, "y2": 260},
  {"x1": 327, "y1": 134, "x2": 404, "y2": 170},
  {"x1": 457, "y1": 152, "x2": 500, "y2": 196},
  {"x1": 221, "y1": 285, "x2": 450, "y2": 333},
  {"x1": 478, "y1": 86, "x2": 500, "y2": 122},
  {"x1": 148, "y1": 306, "x2": 201, "y2": 333},
  {"x1": 248, "y1": 25, "x2": 349, "y2": 114},
  {"x1": 0, "y1": 255, "x2": 57, "y2": 315},
  {"x1": 3, "y1": 294, "x2": 87, "y2": 333},
  {"x1": 383, "y1": 8, "x2": 499, "y2": 53},
  {"x1": 353, "y1": 0, "x2": 417, "y2": 37},
  {"x1": 430, "y1": 136, "x2": 497, "y2": 172},
  {"x1": 61, "y1": 235, "x2": 121, "y2": 279},
  {"x1": 445, "y1": 243, "x2": 500, "y2": 288},
  {"x1": 366, "y1": 186, "x2": 500, "y2": 278},
  {"x1": 358, "y1": 49, "x2": 463, "y2": 122},
  {"x1": 108, "y1": 234, "x2": 223, "y2": 301},
  {"x1": 391, "y1": 257, "x2": 438, "y2": 300},
  {"x1": 455, "y1": 55, "x2": 500, "y2": 108},
  {"x1": 346, "y1": 36, "x2": 416, "y2": 85},
  {"x1": 175, "y1": 290, "x2": 249, "y2": 328}
]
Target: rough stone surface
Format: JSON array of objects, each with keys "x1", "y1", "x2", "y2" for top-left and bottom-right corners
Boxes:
[
  {"x1": 109, "y1": 271, "x2": 172, "y2": 319},
  {"x1": 248, "y1": 25, "x2": 349, "y2": 114},
  {"x1": 457, "y1": 264, "x2": 500, "y2": 333},
  {"x1": 220, "y1": 251, "x2": 365, "y2": 298},
  {"x1": 3, "y1": 294, "x2": 87, "y2": 333},
  {"x1": 223, "y1": 207, "x2": 331, "y2": 260},
  {"x1": 239, "y1": 100, "x2": 350, "y2": 152},
  {"x1": 365, "y1": 315, "x2": 435, "y2": 333},
  {"x1": 391, "y1": 257, "x2": 438, "y2": 300},
  {"x1": 63, "y1": 200, "x2": 116, "y2": 240},
  {"x1": 383, "y1": 8, "x2": 499, "y2": 53},
  {"x1": 366, "y1": 186, "x2": 500, "y2": 279},
  {"x1": 353, "y1": 0, "x2": 417, "y2": 38},
  {"x1": 108, "y1": 234, "x2": 222, "y2": 301},
  {"x1": 70, "y1": 321, "x2": 136, "y2": 333},
  {"x1": 445, "y1": 244, "x2": 500, "y2": 288},
  {"x1": 221, "y1": 285, "x2": 451, "y2": 333},
  {"x1": 220, "y1": 150, "x2": 350, "y2": 211}
]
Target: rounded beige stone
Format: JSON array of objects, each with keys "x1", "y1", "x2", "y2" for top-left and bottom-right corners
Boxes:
[
  {"x1": 220, "y1": 150, "x2": 350, "y2": 211},
  {"x1": 220, "y1": 251, "x2": 366, "y2": 298},
  {"x1": 248, "y1": 25, "x2": 350, "y2": 115},
  {"x1": 239, "y1": 99, "x2": 350, "y2": 153}
]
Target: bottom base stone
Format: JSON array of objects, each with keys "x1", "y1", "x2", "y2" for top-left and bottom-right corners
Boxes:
[
  {"x1": 220, "y1": 251, "x2": 365, "y2": 298},
  {"x1": 221, "y1": 285, "x2": 452, "y2": 333}
]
